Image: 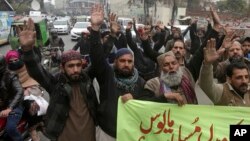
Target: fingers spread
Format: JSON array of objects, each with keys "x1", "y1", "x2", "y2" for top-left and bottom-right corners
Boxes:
[
  {"x1": 23, "y1": 20, "x2": 27, "y2": 30},
  {"x1": 206, "y1": 40, "x2": 211, "y2": 50},
  {"x1": 211, "y1": 38, "x2": 216, "y2": 49}
]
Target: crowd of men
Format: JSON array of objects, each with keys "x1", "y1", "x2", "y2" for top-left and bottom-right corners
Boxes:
[{"x1": 0, "y1": 3, "x2": 250, "y2": 141}]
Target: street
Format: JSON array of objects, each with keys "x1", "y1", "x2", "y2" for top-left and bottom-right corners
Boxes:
[
  {"x1": 0, "y1": 32, "x2": 214, "y2": 141},
  {"x1": 0, "y1": 34, "x2": 76, "y2": 55}
]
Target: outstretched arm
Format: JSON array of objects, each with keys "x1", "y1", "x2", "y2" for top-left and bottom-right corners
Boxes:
[
  {"x1": 140, "y1": 29, "x2": 161, "y2": 63},
  {"x1": 126, "y1": 22, "x2": 139, "y2": 53},
  {"x1": 72, "y1": 40, "x2": 81, "y2": 51},
  {"x1": 18, "y1": 18, "x2": 56, "y2": 94},
  {"x1": 198, "y1": 39, "x2": 225, "y2": 103},
  {"x1": 89, "y1": 4, "x2": 111, "y2": 80}
]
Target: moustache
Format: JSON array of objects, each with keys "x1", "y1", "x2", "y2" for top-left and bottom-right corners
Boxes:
[
  {"x1": 121, "y1": 66, "x2": 131, "y2": 71},
  {"x1": 175, "y1": 52, "x2": 181, "y2": 55},
  {"x1": 168, "y1": 71, "x2": 177, "y2": 75},
  {"x1": 240, "y1": 83, "x2": 248, "y2": 88},
  {"x1": 70, "y1": 72, "x2": 80, "y2": 76}
]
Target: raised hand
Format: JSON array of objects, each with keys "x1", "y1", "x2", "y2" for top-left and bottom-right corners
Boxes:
[
  {"x1": 109, "y1": 13, "x2": 120, "y2": 37},
  {"x1": 221, "y1": 26, "x2": 235, "y2": 49},
  {"x1": 210, "y1": 5, "x2": 222, "y2": 32},
  {"x1": 91, "y1": 4, "x2": 104, "y2": 31},
  {"x1": 17, "y1": 18, "x2": 36, "y2": 52},
  {"x1": 204, "y1": 38, "x2": 225, "y2": 64},
  {"x1": 109, "y1": 12, "x2": 117, "y2": 23}
]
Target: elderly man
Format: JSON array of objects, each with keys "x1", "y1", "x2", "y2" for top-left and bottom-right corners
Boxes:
[
  {"x1": 18, "y1": 18, "x2": 98, "y2": 141},
  {"x1": 144, "y1": 51, "x2": 198, "y2": 105},
  {"x1": 199, "y1": 39, "x2": 250, "y2": 106}
]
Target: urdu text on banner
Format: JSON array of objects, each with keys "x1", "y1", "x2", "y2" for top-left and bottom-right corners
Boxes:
[{"x1": 117, "y1": 98, "x2": 250, "y2": 141}]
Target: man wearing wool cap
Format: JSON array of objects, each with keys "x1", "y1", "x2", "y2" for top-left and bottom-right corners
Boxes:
[
  {"x1": 89, "y1": 5, "x2": 154, "y2": 141},
  {"x1": 17, "y1": 17, "x2": 98, "y2": 141},
  {"x1": 144, "y1": 51, "x2": 198, "y2": 106}
]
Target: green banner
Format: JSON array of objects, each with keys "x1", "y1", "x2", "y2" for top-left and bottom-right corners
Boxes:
[{"x1": 117, "y1": 98, "x2": 250, "y2": 141}]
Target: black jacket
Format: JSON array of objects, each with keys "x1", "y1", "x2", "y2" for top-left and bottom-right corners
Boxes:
[
  {"x1": 142, "y1": 28, "x2": 220, "y2": 81},
  {"x1": 72, "y1": 37, "x2": 90, "y2": 55},
  {"x1": 126, "y1": 29, "x2": 158, "y2": 81},
  {"x1": 22, "y1": 50, "x2": 98, "y2": 140},
  {"x1": 0, "y1": 71, "x2": 23, "y2": 110},
  {"x1": 190, "y1": 23, "x2": 212, "y2": 54},
  {"x1": 89, "y1": 29, "x2": 153, "y2": 138}
]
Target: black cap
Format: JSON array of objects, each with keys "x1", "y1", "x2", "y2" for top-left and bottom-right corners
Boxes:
[{"x1": 242, "y1": 36, "x2": 250, "y2": 43}]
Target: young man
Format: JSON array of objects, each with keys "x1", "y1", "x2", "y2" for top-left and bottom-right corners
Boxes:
[
  {"x1": 241, "y1": 37, "x2": 250, "y2": 58},
  {"x1": 18, "y1": 18, "x2": 98, "y2": 141}
]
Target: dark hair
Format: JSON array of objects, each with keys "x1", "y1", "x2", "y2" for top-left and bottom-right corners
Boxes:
[
  {"x1": 171, "y1": 39, "x2": 185, "y2": 50},
  {"x1": 23, "y1": 100, "x2": 34, "y2": 110},
  {"x1": 226, "y1": 62, "x2": 249, "y2": 77},
  {"x1": 242, "y1": 37, "x2": 250, "y2": 43}
]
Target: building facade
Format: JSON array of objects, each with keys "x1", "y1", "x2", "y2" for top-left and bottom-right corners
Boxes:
[{"x1": 67, "y1": 0, "x2": 99, "y2": 15}]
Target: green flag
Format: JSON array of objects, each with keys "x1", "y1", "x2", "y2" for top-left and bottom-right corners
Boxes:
[{"x1": 117, "y1": 98, "x2": 250, "y2": 141}]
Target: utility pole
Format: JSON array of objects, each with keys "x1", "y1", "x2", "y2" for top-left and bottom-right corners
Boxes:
[{"x1": 38, "y1": 0, "x2": 45, "y2": 13}]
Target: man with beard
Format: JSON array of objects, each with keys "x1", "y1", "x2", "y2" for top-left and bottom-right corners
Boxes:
[
  {"x1": 89, "y1": 5, "x2": 151, "y2": 141},
  {"x1": 199, "y1": 39, "x2": 250, "y2": 106},
  {"x1": 17, "y1": 18, "x2": 98, "y2": 141},
  {"x1": 215, "y1": 40, "x2": 250, "y2": 83},
  {"x1": 144, "y1": 51, "x2": 198, "y2": 105}
]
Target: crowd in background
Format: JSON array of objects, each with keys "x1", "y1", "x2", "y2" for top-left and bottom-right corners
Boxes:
[{"x1": 1, "y1": 3, "x2": 250, "y2": 141}]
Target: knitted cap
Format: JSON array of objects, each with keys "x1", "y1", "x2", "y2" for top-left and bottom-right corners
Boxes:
[
  {"x1": 61, "y1": 50, "x2": 81, "y2": 64},
  {"x1": 5, "y1": 50, "x2": 20, "y2": 63},
  {"x1": 115, "y1": 48, "x2": 133, "y2": 59}
]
